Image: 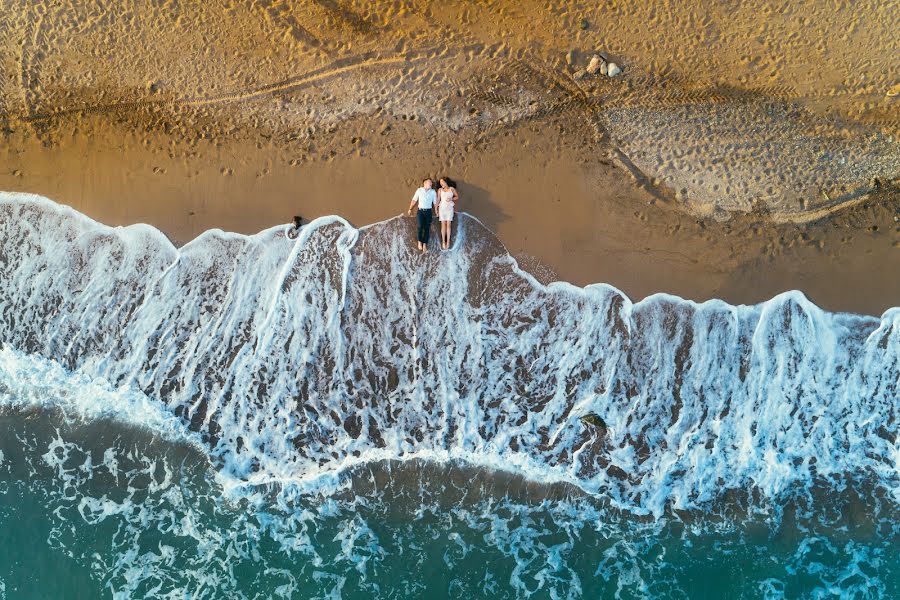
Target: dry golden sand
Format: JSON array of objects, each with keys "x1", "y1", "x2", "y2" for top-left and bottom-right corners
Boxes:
[{"x1": 0, "y1": 1, "x2": 897, "y2": 314}]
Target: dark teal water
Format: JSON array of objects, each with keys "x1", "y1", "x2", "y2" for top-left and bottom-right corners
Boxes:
[{"x1": 1, "y1": 407, "x2": 897, "y2": 599}]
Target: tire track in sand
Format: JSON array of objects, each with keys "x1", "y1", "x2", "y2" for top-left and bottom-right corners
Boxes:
[
  {"x1": 464, "y1": 59, "x2": 605, "y2": 145},
  {"x1": 14, "y1": 52, "x2": 424, "y2": 123}
]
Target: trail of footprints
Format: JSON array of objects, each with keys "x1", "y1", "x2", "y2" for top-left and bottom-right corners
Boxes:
[{"x1": 17, "y1": 5, "x2": 47, "y2": 118}]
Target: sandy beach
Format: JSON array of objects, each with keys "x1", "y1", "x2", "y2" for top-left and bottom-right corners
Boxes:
[{"x1": 1, "y1": 0, "x2": 897, "y2": 314}]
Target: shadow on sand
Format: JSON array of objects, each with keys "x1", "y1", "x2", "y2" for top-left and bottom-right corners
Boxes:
[{"x1": 455, "y1": 180, "x2": 511, "y2": 233}]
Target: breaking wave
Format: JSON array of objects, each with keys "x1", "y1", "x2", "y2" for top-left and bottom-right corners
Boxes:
[{"x1": 0, "y1": 192, "x2": 897, "y2": 517}]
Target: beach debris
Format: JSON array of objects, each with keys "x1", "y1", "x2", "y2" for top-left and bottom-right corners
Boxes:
[
  {"x1": 887, "y1": 83, "x2": 900, "y2": 98},
  {"x1": 287, "y1": 216, "x2": 303, "y2": 239},
  {"x1": 872, "y1": 177, "x2": 881, "y2": 190},
  {"x1": 821, "y1": 190, "x2": 832, "y2": 202},
  {"x1": 566, "y1": 50, "x2": 576, "y2": 65},
  {"x1": 574, "y1": 53, "x2": 617, "y2": 80},
  {"x1": 586, "y1": 54, "x2": 605, "y2": 75},
  {"x1": 580, "y1": 18, "x2": 590, "y2": 30},
  {"x1": 580, "y1": 413, "x2": 607, "y2": 430}
]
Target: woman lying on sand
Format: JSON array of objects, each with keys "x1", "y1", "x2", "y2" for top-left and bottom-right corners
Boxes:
[{"x1": 437, "y1": 177, "x2": 459, "y2": 250}]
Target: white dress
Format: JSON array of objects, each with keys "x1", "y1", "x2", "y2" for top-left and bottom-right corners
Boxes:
[{"x1": 438, "y1": 189, "x2": 455, "y2": 222}]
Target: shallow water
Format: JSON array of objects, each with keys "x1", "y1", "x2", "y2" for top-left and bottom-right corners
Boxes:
[
  {"x1": 0, "y1": 193, "x2": 897, "y2": 598},
  {"x1": 1, "y1": 407, "x2": 897, "y2": 599}
]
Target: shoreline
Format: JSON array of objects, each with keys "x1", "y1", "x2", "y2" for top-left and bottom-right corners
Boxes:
[
  {"x1": 3, "y1": 190, "x2": 898, "y2": 319},
  {"x1": 1, "y1": 118, "x2": 897, "y2": 316}
]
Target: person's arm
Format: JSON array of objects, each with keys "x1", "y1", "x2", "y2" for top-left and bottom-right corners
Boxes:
[
  {"x1": 408, "y1": 191, "x2": 418, "y2": 215},
  {"x1": 432, "y1": 191, "x2": 438, "y2": 216},
  {"x1": 452, "y1": 187, "x2": 459, "y2": 210}
]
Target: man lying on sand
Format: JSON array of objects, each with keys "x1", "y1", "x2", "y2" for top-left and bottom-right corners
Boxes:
[{"x1": 407, "y1": 178, "x2": 437, "y2": 253}]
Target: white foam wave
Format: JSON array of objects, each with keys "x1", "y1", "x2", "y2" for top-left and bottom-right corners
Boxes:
[
  {"x1": 0, "y1": 345, "x2": 199, "y2": 448},
  {"x1": 0, "y1": 192, "x2": 897, "y2": 516}
]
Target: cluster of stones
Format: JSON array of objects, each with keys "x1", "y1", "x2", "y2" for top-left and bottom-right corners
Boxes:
[{"x1": 573, "y1": 53, "x2": 621, "y2": 80}]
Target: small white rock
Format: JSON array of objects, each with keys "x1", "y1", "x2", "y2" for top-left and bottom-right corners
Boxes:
[
  {"x1": 607, "y1": 62, "x2": 622, "y2": 77},
  {"x1": 600, "y1": 62, "x2": 608, "y2": 76}
]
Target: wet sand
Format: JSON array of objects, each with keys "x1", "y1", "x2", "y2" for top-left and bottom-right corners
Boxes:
[{"x1": 0, "y1": 0, "x2": 897, "y2": 315}]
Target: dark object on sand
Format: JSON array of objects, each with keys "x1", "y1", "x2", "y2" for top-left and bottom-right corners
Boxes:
[
  {"x1": 580, "y1": 413, "x2": 607, "y2": 430},
  {"x1": 873, "y1": 177, "x2": 881, "y2": 191},
  {"x1": 287, "y1": 215, "x2": 303, "y2": 239},
  {"x1": 580, "y1": 18, "x2": 589, "y2": 30}
]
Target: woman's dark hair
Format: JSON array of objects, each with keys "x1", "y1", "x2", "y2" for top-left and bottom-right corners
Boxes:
[
  {"x1": 292, "y1": 216, "x2": 302, "y2": 227},
  {"x1": 440, "y1": 177, "x2": 456, "y2": 188}
]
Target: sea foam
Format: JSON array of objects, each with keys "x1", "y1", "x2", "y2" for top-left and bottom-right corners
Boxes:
[{"x1": 0, "y1": 192, "x2": 897, "y2": 516}]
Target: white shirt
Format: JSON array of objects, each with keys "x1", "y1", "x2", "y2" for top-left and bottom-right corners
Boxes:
[{"x1": 413, "y1": 187, "x2": 437, "y2": 210}]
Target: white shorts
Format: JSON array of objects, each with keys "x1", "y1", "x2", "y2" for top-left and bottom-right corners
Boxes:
[{"x1": 439, "y1": 204, "x2": 454, "y2": 222}]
